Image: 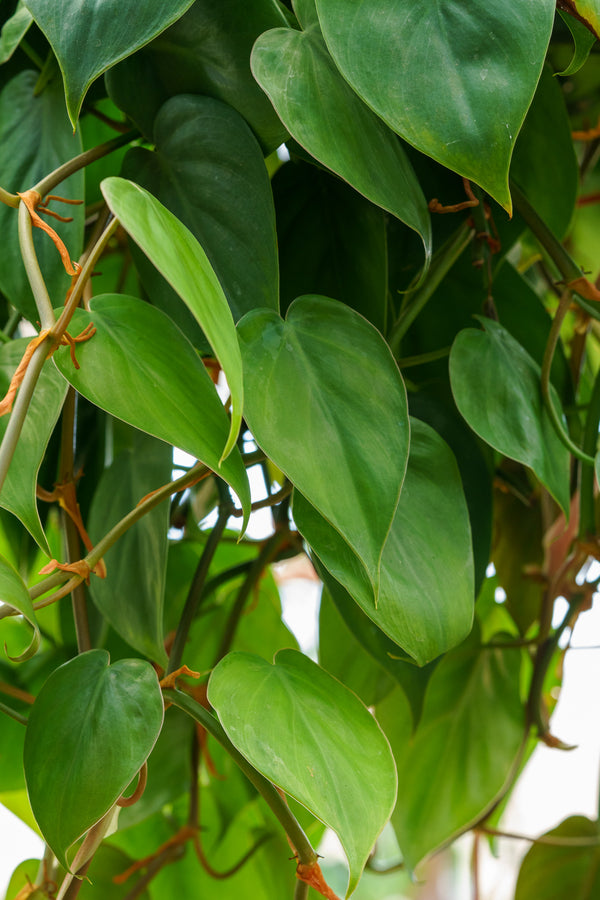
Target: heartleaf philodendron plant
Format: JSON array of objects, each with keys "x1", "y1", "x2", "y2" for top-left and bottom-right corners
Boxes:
[{"x1": 0, "y1": 2, "x2": 599, "y2": 898}]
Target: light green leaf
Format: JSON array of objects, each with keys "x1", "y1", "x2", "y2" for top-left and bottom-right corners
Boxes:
[
  {"x1": 450, "y1": 317, "x2": 570, "y2": 515},
  {"x1": 251, "y1": 19, "x2": 431, "y2": 260},
  {"x1": 294, "y1": 418, "x2": 474, "y2": 664},
  {"x1": 120, "y1": 94, "x2": 279, "y2": 323},
  {"x1": 52, "y1": 295, "x2": 251, "y2": 524},
  {"x1": 515, "y1": 816, "x2": 600, "y2": 899},
  {"x1": 88, "y1": 429, "x2": 172, "y2": 666},
  {"x1": 378, "y1": 638, "x2": 525, "y2": 871},
  {"x1": 0, "y1": 71, "x2": 83, "y2": 322},
  {"x1": 237, "y1": 295, "x2": 409, "y2": 599},
  {"x1": 563, "y1": 2, "x2": 600, "y2": 39},
  {"x1": 0, "y1": 2, "x2": 33, "y2": 63},
  {"x1": 24, "y1": 650, "x2": 164, "y2": 869},
  {"x1": 102, "y1": 177, "x2": 243, "y2": 462},
  {"x1": 208, "y1": 649, "x2": 397, "y2": 896},
  {"x1": 23, "y1": 0, "x2": 195, "y2": 125},
  {"x1": 0, "y1": 554, "x2": 40, "y2": 661},
  {"x1": 0, "y1": 339, "x2": 68, "y2": 554},
  {"x1": 315, "y1": 0, "x2": 555, "y2": 210}
]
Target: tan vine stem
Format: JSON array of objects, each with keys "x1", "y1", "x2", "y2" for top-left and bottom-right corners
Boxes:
[
  {"x1": 478, "y1": 825, "x2": 600, "y2": 847},
  {"x1": 32, "y1": 131, "x2": 138, "y2": 199}
]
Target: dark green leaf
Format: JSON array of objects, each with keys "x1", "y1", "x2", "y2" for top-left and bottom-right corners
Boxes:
[
  {"x1": 557, "y1": 11, "x2": 597, "y2": 75},
  {"x1": 208, "y1": 649, "x2": 397, "y2": 895},
  {"x1": 105, "y1": 0, "x2": 289, "y2": 153},
  {"x1": 515, "y1": 816, "x2": 600, "y2": 899},
  {"x1": 0, "y1": 71, "x2": 83, "y2": 322},
  {"x1": 251, "y1": 19, "x2": 431, "y2": 259},
  {"x1": 563, "y1": 2, "x2": 600, "y2": 39},
  {"x1": 378, "y1": 638, "x2": 525, "y2": 871},
  {"x1": 0, "y1": 554, "x2": 39, "y2": 661},
  {"x1": 101, "y1": 177, "x2": 243, "y2": 462},
  {"x1": 294, "y1": 418, "x2": 474, "y2": 664},
  {"x1": 24, "y1": 649, "x2": 164, "y2": 869},
  {"x1": 315, "y1": 0, "x2": 555, "y2": 210},
  {"x1": 52, "y1": 295, "x2": 251, "y2": 522},
  {"x1": 273, "y1": 159, "x2": 387, "y2": 330},
  {"x1": 238, "y1": 296, "x2": 409, "y2": 598},
  {"x1": 88, "y1": 428, "x2": 172, "y2": 666},
  {"x1": 23, "y1": 0, "x2": 195, "y2": 124},
  {"x1": 120, "y1": 94, "x2": 278, "y2": 323},
  {"x1": 450, "y1": 317, "x2": 571, "y2": 514},
  {"x1": 0, "y1": 340, "x2": 67, "y2": 554}
]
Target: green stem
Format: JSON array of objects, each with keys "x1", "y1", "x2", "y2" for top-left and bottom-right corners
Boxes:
[
  {"x1": 164, "y1": 688, "x2": 318, "y2": 867},
  {"x1": 579, "y1": 366, "x2": 600, "y2": 539},
  {"x1": 18, "y1": 200, "x2": 54, "y2": 329},
  {"x1": 478, "y1": 825, "x2": 600, "y2": 847},
  {"x1": 0, "y1": 700, "x2": 27, "y2": 725},
  {"x1": 541, "y1": 291, "x2": 595, "y2": 465},
  {"x1": 388, "y1": 221, "x2": 475, "y2": 354},
  {"x1": 0, "y1": 307, "x2": 22, "y2": 342},
  {"x1": 294, "y1": 880, "x2": 310, "y2": 900},
  {"x1": 397, "y1": 346, "x2": 451, "y2": 369},
  {"x1": 19, "y1": 39, "x2": 44, "y2": 70},
  {"x1": 33, "y1": 132, "x2": 138, "y2": 198},
  {"x1": 55, "y1": 216, "x2": 118, "y2": 332},
  {"x1": 0, "y1": 185, "x2": 19, "y2": 208},
  {"x1": 167, "y1": 503, "x2": 232, "y2": 676}
]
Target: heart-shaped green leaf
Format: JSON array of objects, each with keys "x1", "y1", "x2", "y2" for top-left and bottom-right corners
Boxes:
[
  {"x1": 23, "y1": 0, "x2": 195, "y2": 125},
  {"x1": 450, "y1": 317, "x2": 570, "y2": 514},
  {"x1": 378, "y1": 638, "x2": 525, "y2": 871},
  {"x1": 120, "y1": 95, "x2": 279, "y2": 323},
  {"x1": 88, "y1": 429, "x2": 172, "y2": 666},
  {"x1": 294, "y1": 418, "x2": 474, "y2": 664},
  {"x1": 315, "y1": 0, "x2": 555, "y2": 210},
  {"x1": 251, "y1": 19, "x2": 431, "y2": 261},
  {"x1": 0, "y1": 71, "x2": 83, "y2": 322},
  {"x1": 208, "y1": 649, "x2": 397, "y2": 896},
  {"x1": 0, "y1": 554, "x2": 40, "y2": 662},
  {"x1": 102, "y1": 177, "x2": 243, "y2": 462},
  {"x1": 24, "y1": 650, "x2": 164, "y2": 869},
  {"x1": 515, "y1": 816, "x2": 600, "y2": 899},
  {"x1": 237, "y1": 296, "x2": 409, "y2": 598},
  {"x1": 0, "y1": 339, "x2": 68, "y2": 554},
  {"x1": 52, "y1": 295, "x2": 250, "y2": 523}
]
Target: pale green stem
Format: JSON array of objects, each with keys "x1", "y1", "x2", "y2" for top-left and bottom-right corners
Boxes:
[
  {"x1": 0, "y1": 186, "x2": 19, "y2": 208},
  {"x1": 478, "y1": 825, "x2": 600, "y2": 847},
  {"x1": 33, "y1": 132, "x2": 138, "y2": 198},
  {"x1": 294, "y1": 880, "x2": 309, "y2": 900},
  {"x1": 55, "y1": 217, "x2": 118, "y2": 332},
  {"x1": 164, "y1": 688, "x2": 318, "y2": 868},
  {"x1": 18, "y1": 201, "x2": 54, "y2": 329},
  {"x1": 0, "y1": 700, "x2": 27, "y2": 725},
  {"x1": 541, "y1": 291, "x2": 595, "y2": 465}
]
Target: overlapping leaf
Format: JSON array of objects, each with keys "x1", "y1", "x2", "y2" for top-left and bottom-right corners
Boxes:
[
  {"x1": 237, "y1": 295, "x2": 409, "y2": 599},
  {"x1": 24, "y1": 650, "x2": 164, "y2": 869},
  {"x1": 450, "y1": 317, "x2": 570, "y2": 514},
  {"x1": 0, "y1": 554, "x2": 40, "y2": 661},
  {"x1": 120, "y1": 95, "x2": 278, "y2": 323},
  {"x1": 294, "y1": 418, "x2": 474, "y2": 664},
  {"x1": 251, "y1": 16, "x2": 431, "y2": 260},
  {"x1": 315, "y1": 0, "x2": 555, "y2": 210},
  {"x1": 0, "y1": 340, "x2": 68, "y2": 554},
  {"x1": 0, "y1": 2, "x2": 33, "y2": 64},
  {"x1": 102, "y1": 177, "x2": 243, "y2": 462},
  {"x1": 563, "y1": 1, "x2": 600, "y2": 38},
  {"x1": 23, "y1": 0, "x2": 195, "y2": 124},
  {"x1": 208, "y1": 649, "x2": 397, "y2": 896},
  {"x1": 0, "y1": 71, "x2": 83, "y2": 322},
  {"x1": 52, "y1": 295, "x2": 251, "y2": 522},
  {"x1": 88, "y1": 429, "x2": 172, "y2": 665},
  {"x1": 515, "y1": 816, "x2": 600, "y2": 898}
]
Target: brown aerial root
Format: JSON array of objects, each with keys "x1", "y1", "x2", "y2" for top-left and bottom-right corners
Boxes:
[
  {"x1": 0, "y1": 323, "x2": 96, "y2": 418},
  {"x1": 296, "y1": 861, "x2": 342, "y2": 900},
  {"x1": 113, "y1": 825, "x2": 197, "y2": 885},
  {"x1": 566, "y1": 276, "x2": 600, "y2": 304},
  {"x1": 17, "y1": 190, "x2": 82, "y2": 276},
  {"x1": 428, "y1": 177, "x2": 479, "y2": 214},
  {"x1": 159, "y1": 665, "x2": 202, "y2": 692},
  {"x1": 37, "y1": 476, "x2": 107, "y2": 579},
  {"x1": 116, "y1": 762, "x2": 148, "y2": 808},
  {"x1": 572, "y1": 117, "x2": 600, "y2": 142},
  {"x1": 38, "y1": 558, "x2": 101, "y2": 584}
]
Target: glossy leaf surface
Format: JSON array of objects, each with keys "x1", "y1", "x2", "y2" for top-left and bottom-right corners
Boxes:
[
  {"x1": 0, "y1": 3, "x2": 33, "y2": 64},
  {"x1": 0, "y1": 554, "x2": 39, "y2": 661},
  {"x1": 515, "y1": 816, "x2": 600, "y2": 899},
  {"x1": 24, "y1": 0, "x2": 195, "y2": 124},
  {"x1": 565, "y1": 2, "x2": 600, "y2": 38},
  {"x1": 121, "y1": 95, "x2": 278, "y2": 323},
  {"x1": 102, "y1": 177, "x2": 243, "y2": 461},
  {"x1": 378, "y1": 639, "x2": 524, "y2": 870},
  {"x1": 52, "y1": 296, "x2": 250, "y2": 521},
  {"x1": 88, "y1": 429, "x2": 172, "y2": 665},
  {"x1": 0, "y1": 71, "x2": 83, "y2": 322},
  {"x1": 294, "y1": 418, "x2": 474, "y2": 664},
  {"x1": 315, "y1": 0, "x2": 555, "y2": 210},
  {"x1": 0, "y1": 340, "x2": 68, "y2": 554},
  {"x1": 208, "y1": 649, "x2": 397, "y2": 895},
  {"x1": 238, "y1": 295, "x2": 409, "y2": 598},
  {"x1": 450, "y1": 317, "x2": 570, "y2": 514},
  {"x1": 251, "y1": 20, "x2": 431, "y2": 259},
  {"x1": 24, "y1": 650, "x2": 164, "y2": 869}
]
